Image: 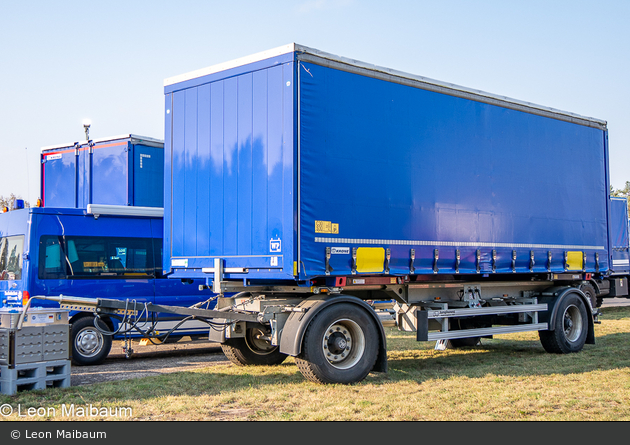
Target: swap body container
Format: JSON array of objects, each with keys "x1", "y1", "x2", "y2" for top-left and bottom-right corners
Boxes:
[
  {"x1": 610, "y1": 197, "x2": 630, "y2": 275},
  {"x1": 163, "y1": 44, "x2": 611, "y2": 283},
  {"x1": 41, "y1": 134, "x2": 164, "y2": 209}
]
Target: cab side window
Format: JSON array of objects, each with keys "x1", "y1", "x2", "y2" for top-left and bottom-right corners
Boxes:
[
  {"x1": 39, "y1": 236, "x2": 65, "y2": 279},
  {"x1": 38, "y1": 235, "x2": 154, "y2": 279}
]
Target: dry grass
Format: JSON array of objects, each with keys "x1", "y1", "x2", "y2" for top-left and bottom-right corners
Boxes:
[{"x1": 2, "y1": 306, "x2": 629, "y2": 421}]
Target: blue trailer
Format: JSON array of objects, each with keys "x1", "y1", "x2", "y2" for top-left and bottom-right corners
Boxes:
[
  {"x1": 155, "y1": 43, "x2": 629, "y2": 384},
  {"x1": 41, "y1": 44, "x2": 625, "y2": 384},
  {"x1": 0, "y1": 204, "x2": 217, "y2": 365}
]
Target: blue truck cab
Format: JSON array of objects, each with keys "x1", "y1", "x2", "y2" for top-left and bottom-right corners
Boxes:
[{"x1": 0, "y1": 204, "x2": 217, "y2": 365}]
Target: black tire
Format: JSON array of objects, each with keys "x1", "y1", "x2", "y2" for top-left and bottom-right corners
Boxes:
[
  {"x1": 539, "y1": 293, "x2": 589, "y2": 354},
  {"x1": 448, "y1": 318, "x2": 481, "y2": 348},
  {"x1": 71, "y1": 316, "x2": 113, "y2": 366},
  {"x1": 449, "y1": 337, "x2": 481, "y2": 348},
  {"x1": 295, "y1": 303, "x2": 380, "y2": 384},
  {"x1": 579, "y1": 283, "x2": 598, "y2": 311},
  {"x1": 221, "y1": 326, "x2": 287, "y2": 366}
]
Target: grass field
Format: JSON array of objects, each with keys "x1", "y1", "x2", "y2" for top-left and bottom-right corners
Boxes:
[{"x1": 1, "y1": 306, "x2": 629, "y2": 421}]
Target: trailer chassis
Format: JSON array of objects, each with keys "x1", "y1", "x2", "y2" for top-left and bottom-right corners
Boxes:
[{"x1": 30, "y1": 272, "x2": 598, "y2": 384}]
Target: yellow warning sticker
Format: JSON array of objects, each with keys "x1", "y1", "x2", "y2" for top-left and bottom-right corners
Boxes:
[{"x1": 315, "y1": 221, "x2": 339, "y2": 234}]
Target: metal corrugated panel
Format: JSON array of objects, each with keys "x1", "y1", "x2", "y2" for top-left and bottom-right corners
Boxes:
[{"x1": 165, "y1": 56, "x2": 296, "y2": 279}]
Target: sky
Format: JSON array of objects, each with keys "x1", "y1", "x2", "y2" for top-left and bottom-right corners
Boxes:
[{"x1": 1, "y1": 0, "x2": 629, "y2": 205}]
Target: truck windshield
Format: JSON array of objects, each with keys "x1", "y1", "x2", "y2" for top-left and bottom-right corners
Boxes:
[
  {"x1": 0, "y1": 235, "x2": 24, "y2": 280},
  {"x1": 38, "y1": 235, "x2": 155, "y2": 279}
]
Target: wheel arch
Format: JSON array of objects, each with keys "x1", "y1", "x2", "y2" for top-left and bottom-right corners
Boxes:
[
  {"x1": 279, "y1": 294, "x2": 388, "y2": 373},
  {"x1": 587, "y1": 279, "x2": 601, "y2": 295},
  {"x1": 538, "y1": 287, "x2": 595, "y2": 345},
  {"x1": 70, "y1": 312, "x2": 116, "y2": 332}
]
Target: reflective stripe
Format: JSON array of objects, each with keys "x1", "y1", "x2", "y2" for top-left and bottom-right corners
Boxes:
[{"x1": 315, "y1": 237, "x2": 605, "y2": 251}]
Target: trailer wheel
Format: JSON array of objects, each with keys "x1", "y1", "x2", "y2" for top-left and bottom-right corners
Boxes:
[
  {"x1": 449, "y1": 337, "x2": 481, "y2": 348},
  {"x1": 295, "y1": 303, "x2": 379, "y2": 384},
  {"x1": 221, "y1": 326, "x2": 287, "y2": 366},
  {"x1": 71, "y1": 316, "x2": 112, "y2": 366},
  {"x1": 449, "y1": 318, "x2": 481, "y2": 348},
  {"x1": 539, "y1": 293, "x2": 588, "y2": 354},
  {"x1": 579, "y1": 283, "x2": 598, "y2": 311}
]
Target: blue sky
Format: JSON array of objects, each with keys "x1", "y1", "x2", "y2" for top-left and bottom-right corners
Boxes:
[{"x1": 1, "y1": 0, "x2": 628, "y2": 204}]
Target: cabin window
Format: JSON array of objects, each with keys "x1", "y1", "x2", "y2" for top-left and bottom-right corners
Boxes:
[
  {"x1": 0, "y1": 235, "x2": 24, "y2": 280},
  {"x1": 38, "y1": 235, "x2": 154, "y2": 279}
]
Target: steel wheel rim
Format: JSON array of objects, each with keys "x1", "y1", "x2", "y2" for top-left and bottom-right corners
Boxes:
[
  {"x1": 245, "y1": 327, "x2": 277, "y2": 356},
  {"x1": 563, "y1": 304, "x2": 583, "y2": 343},
  {"x1": 75, "y1": 327, "x2": 104, "y2": 357},
  {"x1": 322, "y1": 318, "x2": 365, "y2": 370}
]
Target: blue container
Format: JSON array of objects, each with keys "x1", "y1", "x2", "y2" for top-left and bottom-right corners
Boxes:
[
  {"x1": 610, "y1": 197, "x2": 629, "y2": 275},
  {"x1": 41, "y1": 134, "x2": 164, "y2": 208},
  {"x1": 163, "y1": 44, "x2": 611, "y2": 282}
]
